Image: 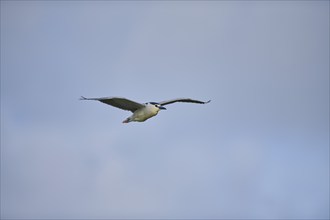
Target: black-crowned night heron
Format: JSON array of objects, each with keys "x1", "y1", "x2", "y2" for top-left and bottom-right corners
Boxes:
[{"x1": 80, "y1": 96, "x2": 211, "y2": 123}]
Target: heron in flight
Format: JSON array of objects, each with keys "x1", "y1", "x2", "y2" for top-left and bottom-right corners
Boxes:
[{"x1": 80, "y1": 96, "x2": 211, "y2": 123}]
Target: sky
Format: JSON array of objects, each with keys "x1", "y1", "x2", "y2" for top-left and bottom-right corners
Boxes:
[{"x1": 1, "y1": 1, "x2": 329, "y2": 219}]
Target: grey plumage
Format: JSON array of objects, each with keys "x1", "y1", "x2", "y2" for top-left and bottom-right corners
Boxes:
[
  {"x1": 80, "y1": 96, "x2": 211, "y2": 123},
  {"x1": 80, "y1": 96, "x2": 143, "y2": 112},
  {"x1": 159, "y1": 98, "x2": 211, "y2": 106}
]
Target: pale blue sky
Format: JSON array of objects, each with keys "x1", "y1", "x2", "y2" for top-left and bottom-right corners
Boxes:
[{"x1": 1, "y1": 1, "x2": 329, "y2": 219}]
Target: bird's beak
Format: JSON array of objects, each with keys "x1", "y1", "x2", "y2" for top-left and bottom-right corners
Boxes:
[{"x1": 159, "y1": 106, "x2": 166, "y2": 110}]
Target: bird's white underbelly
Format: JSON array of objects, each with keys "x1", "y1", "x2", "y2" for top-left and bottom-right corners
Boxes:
[{"x1": 131, "y1": 107, "x2": 159, "y2": 122}]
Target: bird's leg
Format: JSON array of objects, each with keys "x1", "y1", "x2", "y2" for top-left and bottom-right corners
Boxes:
[{"x1": 122, "y1": 118, "x2": 130, "y2": 123}]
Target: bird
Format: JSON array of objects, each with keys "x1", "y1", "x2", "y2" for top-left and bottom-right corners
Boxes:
[{"x1": 80, "y1": 96, "x2": 211, "y2": 123}]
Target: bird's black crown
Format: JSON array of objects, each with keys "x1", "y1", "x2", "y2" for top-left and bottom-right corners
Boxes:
[{"x1": 148, "y1": 102, "x2": 160, "y2": 105}]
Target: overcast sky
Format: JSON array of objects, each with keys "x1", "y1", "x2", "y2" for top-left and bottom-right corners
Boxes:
[{"x1": 1, "y1": 1, "x2": 329, "y2": 219}]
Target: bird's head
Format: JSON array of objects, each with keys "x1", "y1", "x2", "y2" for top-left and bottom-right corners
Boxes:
[{"x1": 148, "y1": 102, "x2": 166, "y2": 110}]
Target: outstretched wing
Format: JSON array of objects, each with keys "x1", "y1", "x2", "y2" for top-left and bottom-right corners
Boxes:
[
  {"x1": 159, "y1": 98, "x2": 211, "y2": 106},
  {"x1": 80, "y1": 96, "x2": 144, "y2": 112}
]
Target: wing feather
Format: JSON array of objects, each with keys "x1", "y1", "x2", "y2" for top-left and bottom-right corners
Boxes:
[
  {"x1": 80, "y1": 96, "x2": 144, "y2": 112},
  {"x1": 159, "y1": 98, "x2": 211, "y2": 106}
]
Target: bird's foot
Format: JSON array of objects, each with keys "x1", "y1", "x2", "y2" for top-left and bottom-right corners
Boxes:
[{"x1": 122, "y1": 118, "x2": 130, "y2": 123}]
